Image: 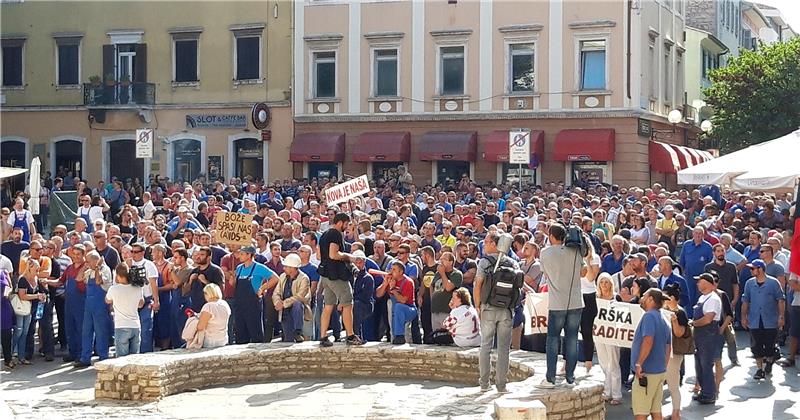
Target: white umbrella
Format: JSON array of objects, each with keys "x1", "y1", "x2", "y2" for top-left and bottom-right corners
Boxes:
[
  {"x1": 731, "y1": 130, "x2": 800, "y2": 192},
  {"x1": 28, "y1": 157, "x2": 41, "y2": 215},
  {"x1": 0, "y1": 167, "x2": 28, "y2": 179}
]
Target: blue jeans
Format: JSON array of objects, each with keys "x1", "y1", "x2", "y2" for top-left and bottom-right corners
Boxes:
[
  {"x1": 546, "y1": 308, "x2": 582, "y2": 383},
  {"x1": 13, "y1": 314, "x2": 31, "y2": 358},
  {"x1": 694, "y1": 324, "x2": 719, "y2": 400},
  {"x1": 391, "y1": 302, "x2": 418, "y2": 338},
  {"x1": 115, "y1": 328, "x2": 140, "y2": 358}
]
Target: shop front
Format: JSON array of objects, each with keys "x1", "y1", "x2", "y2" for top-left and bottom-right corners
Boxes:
[
  {"x1": 352, "y1": 132, "x2": 411, "y2": 183},
  {"x1": 170, "y1": 137, "x2": 204, "y2": 183},
  {"x1": 553, "y1": 129, "x2": 616, "y2": 187},
  {"x1": 234, "y1": 137, "x2": 264, "y2": 180},
  {"x1": 650, "y1": 140, "x2": 714, "y2": 189},
  {"x1": 420, "y1": 131, "x2": 477, "y2": 186},
  {"x1": 290, "y1": 132, "x2": 345, "y2": 180},
  {"x1": 0, "y1": 137, "x2": 28, "y2": 195},
  {"x1": 483, "y1": 130, "x2": 545, "y2": 187}
]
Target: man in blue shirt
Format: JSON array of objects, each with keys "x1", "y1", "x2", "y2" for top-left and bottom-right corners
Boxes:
[
  {"x1": 234, "y1": 246, "x2": 279, "y2": 344},
  {"x1": 742, "y1": 259, "x2": 786, "y2": 380},
  {"x1": 601, "y1": 235, "x2": 627, "y2": 275},
  {"x1": 679, "y1": 226, "x2": 713, "y2": 306},
  {"x1": 631, "y1": 289, "x2": 672, "y2": 419}
]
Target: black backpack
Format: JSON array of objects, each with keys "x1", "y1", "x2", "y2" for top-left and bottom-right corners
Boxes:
[{"x1": 482, "y1": 255, "x2": 524, "y2": 309}]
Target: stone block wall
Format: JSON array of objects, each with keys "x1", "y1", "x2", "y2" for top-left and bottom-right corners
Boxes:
[
  {"x1": 94, "y1": 343, "x2": 604, "y2": 420},
  {"x1": 687, "y1": 0, "x2": 717, "y2": 33}
]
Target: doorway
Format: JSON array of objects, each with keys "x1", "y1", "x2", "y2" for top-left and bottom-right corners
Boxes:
[
  {"x1": 436, "y1": 161, "x2": 470, "y2": 185},
  {"x1": 117, "y1": 45, "x2": 136, "y2": 104},
  {"x1": 234, "y1": 138, "x2": 263, "y2": 181},
  {"x1": 108, "y1": 140, "x2": 144, "y2": 183},
  {"x1": 53, "y1": 140, "x2": 83, "y2": 180},
  {"x1": 309, "y1": 162, "x2": 339, "y2": 180},
  {"x1": 0, "y1": 139, "x2": 27, "y2": 200},
  {"x1": 172, "y1": 139, "x2": 202, "y2": 183}
]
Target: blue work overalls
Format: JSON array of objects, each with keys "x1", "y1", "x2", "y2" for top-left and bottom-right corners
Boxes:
[
  {"x1": 64, "y1": 264, "x2": 86, "y2": 361},
  {"x1": 234, "y1": 264, "x2": 264, "y2": 344},
  {"x1": 138, "y1": 286, "x2": 154, "y2": 353},
  {"x1": 152, "y1": 267, "x2": 173, "y2": 344},
  {"x1": 693, "y1": 298, "x2": 721, "y2": 401},
  {"x1": 78, "y1": 207, "x2": 93, "y2": 233},
  {"x1": 170, "y1": 277, "x2": 189, "y2": 349},
  {"x1": 80, "y1": 270, "x2": 111, "y2": 363},
  {"x1": 13, "y1": 210, "x2": 31, "y2": 242}
]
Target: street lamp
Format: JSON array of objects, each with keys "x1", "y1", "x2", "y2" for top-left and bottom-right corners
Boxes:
[
  {"x1": 700, "y1": 119, "x2": 713, "y2": 133},
  {"x1": 651, "y1": 109, "x2": 683, "y2": 141}
]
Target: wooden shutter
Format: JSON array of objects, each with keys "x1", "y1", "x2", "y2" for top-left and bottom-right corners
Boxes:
[
  {"x1": 102, "y1": 44, "x2": 115, "y2": 81},
  {"x1": 134, "y1": 43, "x2": 147, "y2": 82}
]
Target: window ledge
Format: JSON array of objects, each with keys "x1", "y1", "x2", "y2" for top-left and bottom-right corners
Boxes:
[
  {"x1": 572, "y1": 90, "x2": 611, "y2": 96},
  {"x1": 367, "y1": 96, "x2": 401, "y2": 102},
  {"x1": 306, "y1": 97, "x2": 340, "y2": 103},
  {"x1": 432, "y1": 94, "x2": 470, "y2": 100},
  {"x1": 504, "y1": 91, "x2": 541, "y2": 98},
  {"x1": 55, "y1": 84, "x2": 81, "y2": 91},
  {"x1": 1, "y1": 86, "x2": 24, "y2": 91},
  {"x1": 232, "y1": 78, "x2": 264, "y2": 87},
  {"x1": 172, "y1": 81, "x2": 200, "y2": 88}
]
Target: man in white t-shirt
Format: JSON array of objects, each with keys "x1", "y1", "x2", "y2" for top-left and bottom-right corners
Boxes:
[
  {"x1": 105, "y1": 265, "x2": 145, "y2": 357},
  {"x1": 130, "y1": 243, "x2": 159, "y2": 353},
  {"x1": 692, "y1": 273, "x2": 723, "y2": 404}
]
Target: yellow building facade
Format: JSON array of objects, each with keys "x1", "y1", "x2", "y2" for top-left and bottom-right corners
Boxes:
[{"x1": 1, "y1": 0, "x2": 294, "y2": 192}]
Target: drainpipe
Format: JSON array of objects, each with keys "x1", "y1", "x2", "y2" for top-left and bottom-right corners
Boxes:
[{"x1": 627, "y1": 0, "x2": 632, "y2": 100}]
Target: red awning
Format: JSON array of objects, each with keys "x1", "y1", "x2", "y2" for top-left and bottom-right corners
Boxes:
[
  {"x1": 673, "y1": 145, "x2": 694, "y2": 168},
  {"x1": 290, "y1": 133, "x2": 345, "y2": 162},
  {"x1": 352, "y1": 132, "x2": 411, "y2": 162},
  {"x1": 649, "y1": 141, "x2": 682, "y2": 173},
  {"x1": 483, "y1": 130, "x2": 545, "y2": 164},
  {"x1": 419, "y1": 131, "x2": 477, "y2": 161},
  {"x1": 553, "y1": 129, "x2": 615, "y2": 162}
]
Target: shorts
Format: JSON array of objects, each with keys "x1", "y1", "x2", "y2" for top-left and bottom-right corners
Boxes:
[
  {"x1": 631, "y1": 372, "x2": 666, "y2": 416},
  {"x1": 321, "y1": 276, "x2": 354, "y2": 306},
  {"x1": 790, "y1": 306, "x2": 800, "y2": 339}
]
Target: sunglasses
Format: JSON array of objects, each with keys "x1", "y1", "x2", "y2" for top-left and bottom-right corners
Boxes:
[
  {"x1": 132, "y1": 249, "x2": 144, "y2": 254},
  {"x1": 30, "y1": 247, "x2": 42, "y2": 251},
  {"x1": 53, "y1": 231, "x2": 66, "y2": 235}
]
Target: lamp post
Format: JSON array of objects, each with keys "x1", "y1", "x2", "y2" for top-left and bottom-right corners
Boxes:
[{"x1": 650, "y1": 109, "x2": 683, "y2": 142}]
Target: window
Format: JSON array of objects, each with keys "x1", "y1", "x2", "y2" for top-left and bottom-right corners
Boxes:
[
  {"x1": 648, "y1": 38, "x2": 657, "y2": 97},
  {"x1": 1, "y1": 41, "x2": 23, "y2": 87},
  {"x1": 313, "y1": 51, "x2": 336, "y2": 98},
  {"x1": 174, "y1": 39, "x2": 198, "y2": 82},
  {"x1": 509, "y1": 43, "x2": 534, "y2": 92},
  {"x1": 664, "y1": 47, "x2": 671, "y2": 103},
  {"x1": 373, "y1": 49, "x2": 397, "y2": 97},
  {"x1": 235, "y1": 36, "x2": 260, "y2": 80},
  {"x1": 676, "y1": 52, "x2": 683, "y2": 104},
  {"x1": 439, "y1": 46, "x2": 464, "y2": 95},
  {"x1": 56, "y1": 43, "x2": 79, "y2": 86},
  {"x1": 579, "y1": 40, "x2": 606, "y2": 90}
]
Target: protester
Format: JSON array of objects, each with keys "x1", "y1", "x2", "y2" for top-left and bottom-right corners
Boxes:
[
  {"x1": 272, "y1": 253, "x2": 311, "y2": 343},
  {"x1": 691, "y1": 273, "x2": 723, "y2": 403},
  {"x1": 741, "y1": 259, "x2": 786, "y2": 380},
  {"x1": 663, "y1": 283, "x2": 691, "y2": 420},
  {"x1": 196, "y1": 283, "x2": 231, "y2": 348},
  {"x1": 76, "y1": 251, "x2": 113, "y2": 367},
  {"x1": 13, "y1": 260, "x2": 44, "y2": 365},
  {"x1": 438, "y1": 287, "x2": 480, "y2": 347},
  {"x1": 595, "y1": 273, "x2": 622, "y2": 405},
  {"x1": 631, "y1": 289, "x2": 671, "y2": 420}
]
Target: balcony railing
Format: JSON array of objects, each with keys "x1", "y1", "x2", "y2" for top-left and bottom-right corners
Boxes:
[{"x1": 83, "y1": 82, "x2": 156, "y2": 106}]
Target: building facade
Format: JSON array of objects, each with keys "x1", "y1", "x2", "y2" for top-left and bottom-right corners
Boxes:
[
  {"x1": 686, "y1": 0, "x2": 743, "y2": 63},
  {"x1": 292, "y1": 0, "x2": 708, "y2": 189},
  {"x1": 1, "y1": 0, "x2": 293, "y2": 194}
]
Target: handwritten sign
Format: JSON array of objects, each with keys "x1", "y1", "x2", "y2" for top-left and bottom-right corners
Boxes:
[
  {"x1": 323, "y1": 174, "x2": 370, "y2": 206},
  {"x1": 214, "y1": 211, "x2": 254, "y2": 246}
]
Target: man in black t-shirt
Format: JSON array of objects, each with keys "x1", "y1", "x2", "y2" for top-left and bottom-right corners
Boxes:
[
  {"x1": 188, "y1": 247, "x2": 225, "y2": 312},
  {"x1": 318, "y1": 212, "x2": 364, "y2": 347},
  {"x1": 418, "y1": 246, "x2": 438, "y2": 344},
  {"x1": 705, "y1": 245, "x2": 740, "y2": 366}
]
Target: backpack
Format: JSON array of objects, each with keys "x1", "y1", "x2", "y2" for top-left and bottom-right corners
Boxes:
[{"x1": 482, "y1": 255, "x2": 524, "y2": 309}]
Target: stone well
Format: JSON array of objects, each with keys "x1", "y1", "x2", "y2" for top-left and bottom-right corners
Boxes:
[{"x1": 94, "y1": 342, "x2": 605, "y2": 420}]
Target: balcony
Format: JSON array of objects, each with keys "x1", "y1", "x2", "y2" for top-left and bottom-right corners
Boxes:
[{"x1": 83, "y1": 82, "x2": 155, "y2": 107}]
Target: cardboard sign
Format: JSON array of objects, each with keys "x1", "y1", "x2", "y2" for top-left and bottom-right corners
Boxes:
[
  {"x1": 324, "y1": 174, "x2": 370, "y2": 206},
  {"x1": 214, "y1": 211, "x2": 254, "y2": 246},
  {"x1": 523, "y1": 292, "x2": 550, "y2": 335}
]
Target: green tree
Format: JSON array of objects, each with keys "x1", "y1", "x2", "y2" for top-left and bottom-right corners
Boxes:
[{"x1": 703, "y1": 37, "x2": 800, "y2": 153}]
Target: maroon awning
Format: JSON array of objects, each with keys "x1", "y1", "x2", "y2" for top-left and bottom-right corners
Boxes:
[
  {"x1": 649, "y1": 141, "x2": 682, "y2": 173},
  {"x1": 290, "y1": 133, "x2": 345, "y2": 162},
  {"x1": 419, "y1": 131, "x2": 477, "y2": 161},
  {"x1": 353, "y1": 132, "x2": 411, "y2": 162},
  {"x1": 483, "y1": 130, "x2": 545, "y2": 164},
  {"x1": 553, "y1": 129, "x2": 615, "y2": 161}
]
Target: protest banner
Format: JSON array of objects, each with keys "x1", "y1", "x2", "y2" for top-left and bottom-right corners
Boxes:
[
  {"x1": 324, "y1": 174, "x2": 370, "y2": 206},
  {"x1": 592, "y1": 300, "x2": 643, "y2": 348},
  {"x1": 523, "y1": 292, "x2": 550, "y2": 335},
  {"x1": 213, "y1": 211, "x2": 254, "y2": 246}
]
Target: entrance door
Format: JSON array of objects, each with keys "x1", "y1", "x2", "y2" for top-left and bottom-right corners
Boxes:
[
  {"x1": 371, "y1": 162, "x2": 401, "y2": 184},
  {"x1": 117, "y1": 46, "x2": 135, "y2": 104},
  {"x1": 309, "y1": 163, "x2": 338, "y2": 180},
  {"x1": 0, "y1": 140, "x2": 26, "y2": 201},
  {"x1": 172, "y1": 139, "x2": 202, "y2": 183},
  {"x1": 54, "y1": 140, "x2": 83, "y2": 180},
  {"x1": 109, "y1": 140, "x2": 144, "y2": 183},
  {"x1": 436, "y1": 161, "x2": 469, "y2": 185},
  {"x1": 234, "y1": 138, "x2": 263, "y2": 181}
]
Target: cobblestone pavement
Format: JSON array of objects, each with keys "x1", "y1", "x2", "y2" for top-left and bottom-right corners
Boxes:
[{"x1": 3, "y1": 330, "x2": 799, "y2": 419}]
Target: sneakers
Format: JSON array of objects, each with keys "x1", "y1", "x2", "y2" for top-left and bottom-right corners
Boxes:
[
  {"x1": 536, "y1": 379, "x2": 556, "y2": 389},
  {"x1": 62, "y1": 356, "x2": 75, "y2": 363},
  {"x1": 73, "y1": 361, "x2": 91, "y2": 368},
  {"x1": 479, "y1": 384, "x2": 492, "y2": 393},
  {"x1": 294, "y1": 335, "x2": 305, "y2": 343},
  {"x1": 753, "y1": 368, "x2": 766, "y2": 380},
  {"x1": 345, "y1": 335, "x2": 365, "y2": 346},
  {"x1": 765, "y1": 361, "x2": 773, "y2": 375},
  {"x1": 319, "y1": 336, "x2": 333, "y2": 347},
  {"x1": 496, "y1": 385, "x2": 509, "y2": 393},
  {"x1": 391, "y1": 336, "x2": 406, "y2": 345}
]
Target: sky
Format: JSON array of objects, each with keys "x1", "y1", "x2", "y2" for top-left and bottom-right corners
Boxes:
[{"x1": 756, "y1": 0, "x2": 800, "y2": 33}]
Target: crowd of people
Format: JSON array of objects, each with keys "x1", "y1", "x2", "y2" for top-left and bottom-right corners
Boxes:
[{"x1": 1, "y1": 169, "x2": 799, "y2": 419}]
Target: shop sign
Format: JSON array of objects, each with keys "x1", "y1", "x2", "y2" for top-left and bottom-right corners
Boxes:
[
  {"x1": 567, "y1": 154, "x2": 591, "y2": 161},
  {"x1": 251, "y1": 103, "x2": 271, "y2": 130},
  {"x1": 324, "y1": 174, "x2": 370, "y2": 206},
  {"x1": 186, "y1": 114, "x2": 247, "y2": 129},
  {"x1": 374, "y1": 155, "x2": 386, "y2": 160},
  {"x1": 637, "y1": 118, "x2": 652, "y2": 137},
  {"x1": 238, "y1": 148, "x2": 262, "y2": 158},
  {"x1": 441, "y1": 154, "x2": 454, "y2": 160}
]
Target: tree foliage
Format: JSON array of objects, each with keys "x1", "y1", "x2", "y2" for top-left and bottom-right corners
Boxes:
[{"x1": 703, "y1": 37, "x2": 800, "y2": 153}]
